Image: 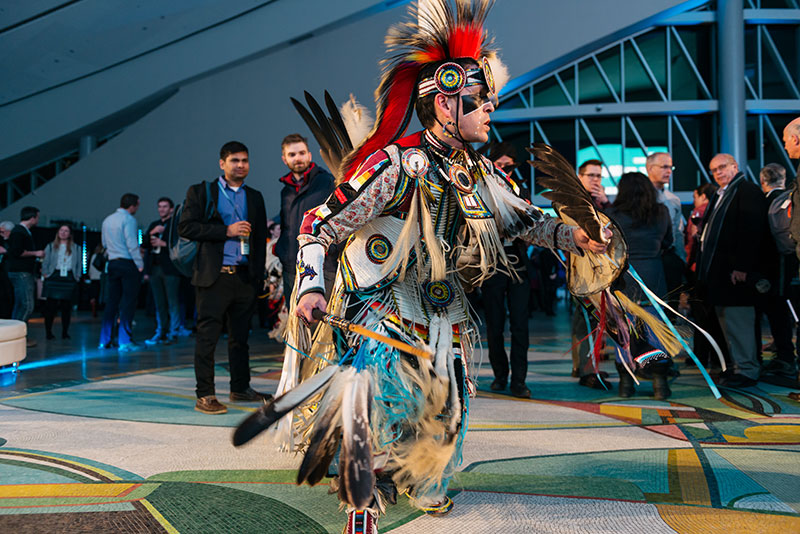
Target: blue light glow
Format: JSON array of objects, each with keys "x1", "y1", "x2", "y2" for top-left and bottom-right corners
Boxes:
[
  {"x1": 138, "y1": 228, "x2": 143, "y2": 246},
  {"x1": 81, "y1": 225, "x2": 88, "y2": 275},
  {"x1": 0, "y1": 349, "x2": 98, "y2": 375}
]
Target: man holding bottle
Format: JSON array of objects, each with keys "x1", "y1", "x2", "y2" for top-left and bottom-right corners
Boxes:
[{"x1": 178, "y1": 141, "x2": 271, "y2": 414}]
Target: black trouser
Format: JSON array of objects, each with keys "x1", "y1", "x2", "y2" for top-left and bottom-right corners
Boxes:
[
  {"x1": 149, "y1": 264, "x2": 182, "y2": 337},
  {"x1": 100, "y1": 259, "x2": 141, "y2": 346},
  {"x1": 194, "y1": 268, "x2": 256, "y2": 398},
  {"x1": 759, "y1": 253, "x2": 798, "y2": 364},
  {"x1": 0, "y1": 267, "x2": 13, "y2": 319},
  {"x1": 45, "y1": 298, "x2": 72, "y2": 336},
  {"x1": 482, "y1": 270, "x2": 529, "y2": 387},
  {"x1": 690, "y1": 297, "x2": 730, "y2": 368}
]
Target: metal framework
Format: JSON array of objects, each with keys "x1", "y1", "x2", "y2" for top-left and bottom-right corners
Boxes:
[
  {"x1": 0, "y1": 131, "x2": 120, "y2": 210},
  {"x1": 492, "y1": 0, "x2": 800, "y2": 205}
]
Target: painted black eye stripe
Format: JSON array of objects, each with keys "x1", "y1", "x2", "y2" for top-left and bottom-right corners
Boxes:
[{"x1": 460, "y1": 93, "x2": 497, "y2": 114}]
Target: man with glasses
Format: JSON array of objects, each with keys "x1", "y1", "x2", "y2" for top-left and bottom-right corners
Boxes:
[
  {"x1": 781, "y1": 116, "x2": 800, "y2": 399},
  {"x1": 646, "y1": 152, "x2": 685, "y2": 261},
  {"x1": 578, "y1": 159, "x2": 609, "y2": 209},
  {"x1": 573, "y1": 159, "x2": 611, "y2": 388},
  {"x1": 696, "y1": 153, "x2": 770, "y2": 387}
]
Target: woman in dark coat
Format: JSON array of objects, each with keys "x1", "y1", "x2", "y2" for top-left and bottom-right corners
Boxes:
[{"x1": 606, "y1": 172, "x2": 674, "y2": 398}]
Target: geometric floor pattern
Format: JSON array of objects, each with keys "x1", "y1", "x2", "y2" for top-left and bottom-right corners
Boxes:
[{"x1": 1, "y1": 322, "x2": 799, "y2": 532}]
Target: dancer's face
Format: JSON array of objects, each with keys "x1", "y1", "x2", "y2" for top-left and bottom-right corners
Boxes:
[{"x1": 455, "y1": 85, "x2": 495, "y2": 144}]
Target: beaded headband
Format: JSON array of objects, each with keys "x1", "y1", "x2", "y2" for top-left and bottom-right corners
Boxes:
[{"x1": 418, "y1": 56, "x2": 495, "y2": 98}]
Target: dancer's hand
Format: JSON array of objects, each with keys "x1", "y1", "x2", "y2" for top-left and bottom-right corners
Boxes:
[
  {"x1": 573, "y1": 227, "x2": 611, "y2": 254},
  {"x1": 297, "y1": 292, "x2": 327, "y2": 325}
]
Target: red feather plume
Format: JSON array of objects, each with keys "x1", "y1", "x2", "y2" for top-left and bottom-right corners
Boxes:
[
  {"x1": 341, "y1": 63, "x2": 420, "y2": 181},
  {"x1": 339, "y1": 0, "x2": 495, "y2": 182}
]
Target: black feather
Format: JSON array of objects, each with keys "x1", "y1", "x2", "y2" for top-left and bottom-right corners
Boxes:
[
  {"x1": 297, "y1": 373, "x2": 346, "y2": 486},
  {"x1": 297, "y1": 426, "x2": 342, "y2": 486},
  {"x1": 338, "y1": 371, "x2": 374, "y2": 509},
  {"x1": 232, "y1": 365, "x2": 337, "y2": 447},
  {"x1": 324, "y1": 91, "x2": 354, "y2": 151},
  {"x1": 291, "y1": 97, "x2": 331, "y2": 162},
  {"x1": 527, "y1": 143, "x2": 604, "y2": 242},
  {"x1": 304, "y1": 91, "x2": 344, "y2": 158}
]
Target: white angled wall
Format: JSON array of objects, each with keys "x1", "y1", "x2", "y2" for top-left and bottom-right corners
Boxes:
[{"x1": 0, "y1": 0, "x2": 685, "y2": 229}]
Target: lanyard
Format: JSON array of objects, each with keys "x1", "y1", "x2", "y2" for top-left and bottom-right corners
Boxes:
[{"x1": 218, "y1": 179, "x2": 245, "y2": 221}]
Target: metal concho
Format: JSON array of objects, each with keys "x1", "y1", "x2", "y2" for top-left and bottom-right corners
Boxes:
[
  {"x1": 434, "y1": 62, "x2": 467, "y2": 95},
  {"x1": 401, "y1": 148, "x2": 429, "y2": 177},
  {"x1": 423, "y1": 280, "x2": 455, "y2": 308},
  {"x1": 448, "y1": 164, "x2": 474, "y2": 193}
]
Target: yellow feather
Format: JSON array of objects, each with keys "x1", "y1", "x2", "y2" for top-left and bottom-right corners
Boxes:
[{"x1": 613, "y1": 291, "x2": 683, "y2": 356}]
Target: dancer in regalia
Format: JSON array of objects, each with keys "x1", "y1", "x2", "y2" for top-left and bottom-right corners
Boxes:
[
  {"x1": 232, "y1": 1, "x2": 722, "y2": 532},
  {"x1": 233, "y1": 2, "x2": 609, "y2": 532}
]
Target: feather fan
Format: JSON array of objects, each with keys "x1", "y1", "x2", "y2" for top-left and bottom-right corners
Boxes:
[{"x1": 526, "y1": 143, "x2": 605, "y2": 243}]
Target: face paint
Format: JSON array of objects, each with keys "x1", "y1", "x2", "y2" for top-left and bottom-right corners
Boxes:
[{"x1": 460, "y1": 90, "x2": 498, "y2": 115}]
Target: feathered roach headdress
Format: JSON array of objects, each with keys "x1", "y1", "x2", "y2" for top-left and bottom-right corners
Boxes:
[{"x1": 340, "y1": 0, "x2": 499, "y2": 181}]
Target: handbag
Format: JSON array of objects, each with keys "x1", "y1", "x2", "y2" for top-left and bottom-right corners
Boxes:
[
  {"x1": 169, "y1": 181, "x2": 213, "y2": 277},
  {"x1": 92, "y1": 251, "x2": 107, "y2": 272},
  {"x1": 43, "y1": 275, "x2": 77, "y2": 300}
]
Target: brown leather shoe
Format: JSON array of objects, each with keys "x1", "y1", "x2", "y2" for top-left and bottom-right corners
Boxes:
[
  {"x1": 230, "y1": 388, "x2": 273, "y2": 403},
  {"x1": 195, "y1": 395, "x2": 227, "y2": 414}
]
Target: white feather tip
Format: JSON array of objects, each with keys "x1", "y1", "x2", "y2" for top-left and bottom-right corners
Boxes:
[{"x1": 340, "y1": 95, "x2": 375, "y2": 147}]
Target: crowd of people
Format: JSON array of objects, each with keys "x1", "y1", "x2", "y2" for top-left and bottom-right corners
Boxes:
[
  {"x1": 1, "y1": 123, "x2": 799, "y2": 398},
  {"x1": 1, "y1": 1, "x2": 799, "y2": 530}
]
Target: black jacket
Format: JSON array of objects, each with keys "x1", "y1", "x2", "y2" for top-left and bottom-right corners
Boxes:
[
  {"x1": 6, "y1": 224, "x2": 36, "y2": 273},
  {"x1": 143, "y1": 217, "x2": 181, "y2": 276},
  {"x1": 275, "y1": 163, "x2": 339, "y2": 278},
  {"x1": 697, "y1": 173, "x2": 770, "y2": 306},
  {"x1": 178, "y1": 179, "x2": 267, "y2": 288}
]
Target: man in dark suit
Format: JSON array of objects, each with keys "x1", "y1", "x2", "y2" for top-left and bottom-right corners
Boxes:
[
  {"x1": 697, "y1": 153, "x2": 771, "y2": 388},
  {"x1": 178, "y1": 140, "x2": 271, "y2": 414}
]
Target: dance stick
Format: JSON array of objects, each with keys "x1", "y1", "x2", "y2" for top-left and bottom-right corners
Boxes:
[{"x1": 311, "y1": 309, "x2": 432, "y2": 360}]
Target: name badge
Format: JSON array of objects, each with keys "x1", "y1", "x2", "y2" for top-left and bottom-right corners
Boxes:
[{"x1": 60, "y1": 266, "x2": 69, "y2": 277}]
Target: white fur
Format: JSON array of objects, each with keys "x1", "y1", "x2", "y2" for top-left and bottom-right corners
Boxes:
[{"x1": 340, "y1": 95, "x2": 375, "y2": 147}]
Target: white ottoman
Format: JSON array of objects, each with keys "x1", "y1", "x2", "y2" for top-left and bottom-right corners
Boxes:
[{"x1": 0, "y1": 319, "x2": 26, "y2": 369}]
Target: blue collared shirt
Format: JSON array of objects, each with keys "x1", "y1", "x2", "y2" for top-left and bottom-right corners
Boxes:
[
  {"x1": 102, "y1": 208, "x2": 143, "y2": 270},
  {"x1": 217, "y1": 176, "x2": 249, "y2": 265}
]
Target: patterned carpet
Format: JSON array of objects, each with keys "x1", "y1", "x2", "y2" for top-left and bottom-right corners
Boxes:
[{"x1": 1, "y1": 340, "x2": 799, "y2": 533}]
